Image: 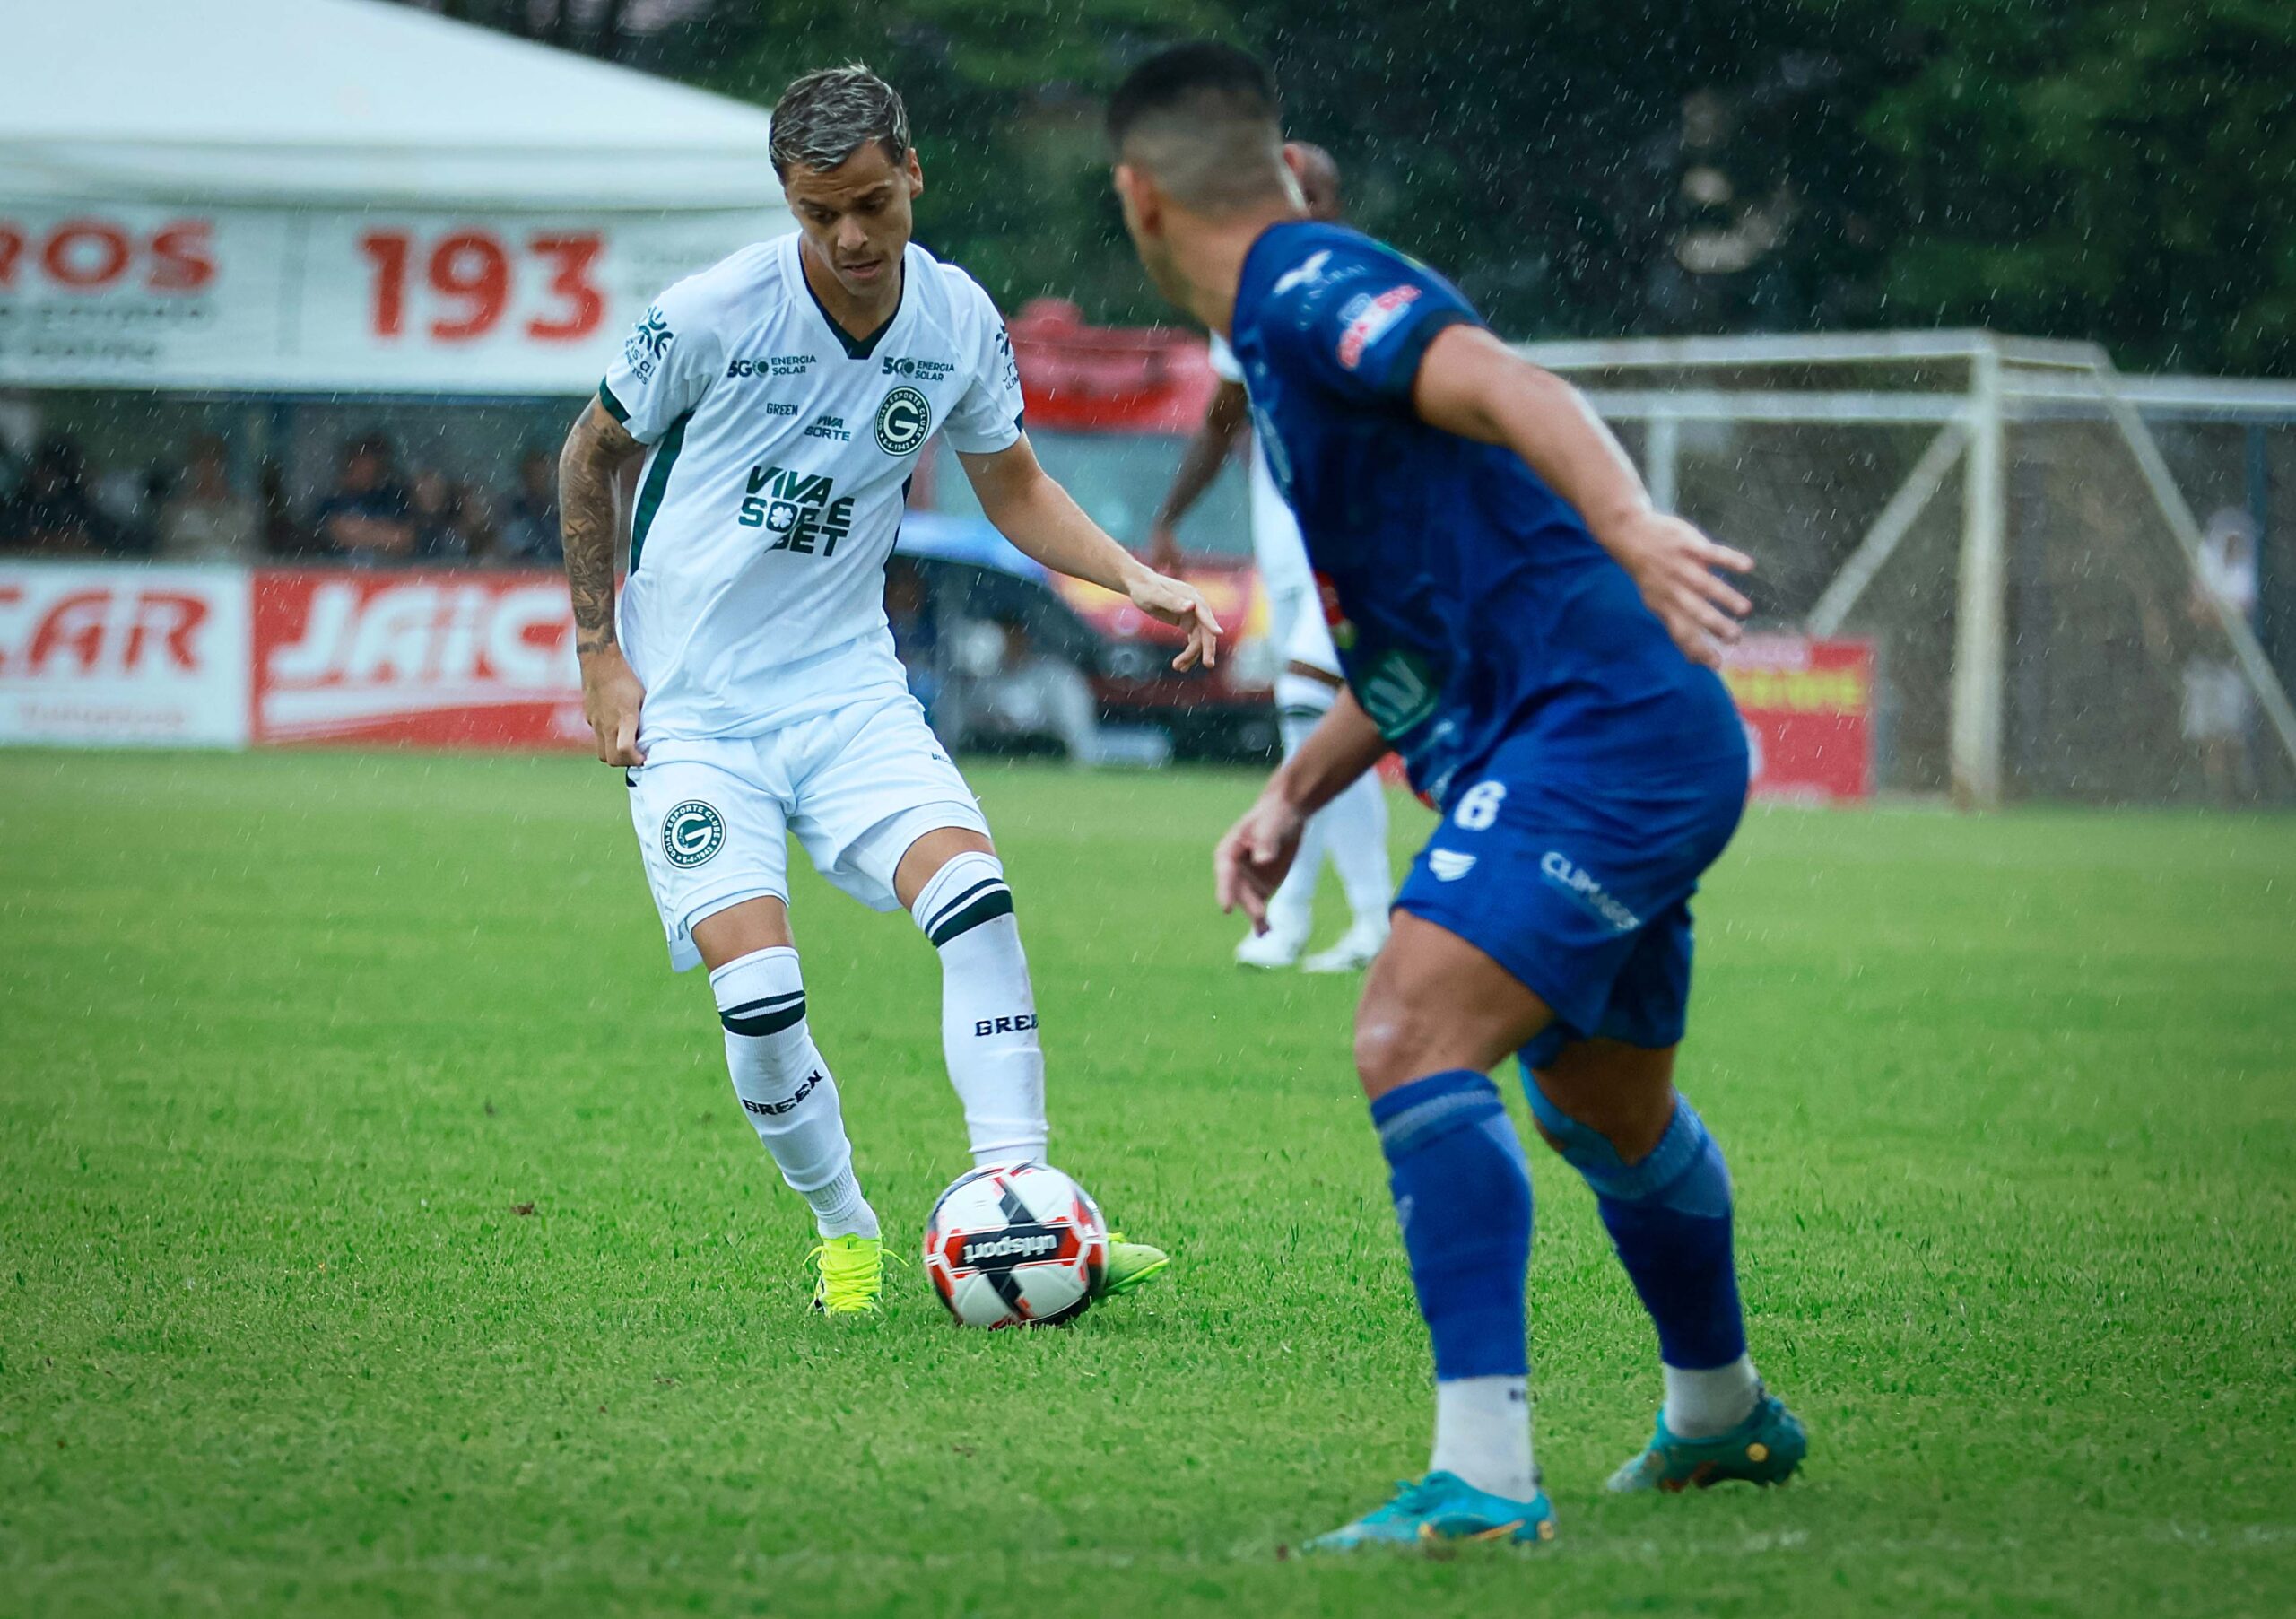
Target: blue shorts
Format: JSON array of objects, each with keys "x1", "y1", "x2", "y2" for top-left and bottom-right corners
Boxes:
[{"x1": 1394, "y1": 729, "x2": 1748, "y2": 1069}]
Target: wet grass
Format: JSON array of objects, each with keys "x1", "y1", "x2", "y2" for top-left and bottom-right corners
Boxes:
[{"x1": 3, "y1": 750, "x2": 2294, "y2": 1616}]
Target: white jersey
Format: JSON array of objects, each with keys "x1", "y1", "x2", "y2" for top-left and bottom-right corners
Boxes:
[
  {"x1": 601, "y1": 234, "x2": 1024, "y2": 743},
  {"x1": 1209, "y1": 332, "x2": 1316, "y2": 601}
]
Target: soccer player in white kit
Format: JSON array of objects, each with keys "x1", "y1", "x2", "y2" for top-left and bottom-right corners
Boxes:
[
  {"x1": 1149, "y1": 147, "x2": 1392, "y2": 973},
  {"x1": 558, "y1": 66, "x2": 1220, "y2": 1316}
]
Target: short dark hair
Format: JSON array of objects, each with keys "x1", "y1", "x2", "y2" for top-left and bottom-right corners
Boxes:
[
  {"x1": 770, "y1": 65, "x2": 910, "y2": 178},
  {"x1": 1106, "y1": 43, "x2": 1288, "y2": 213},
  {"x1": 1107, "y1": 41, "x2": 1277, "y2": 148}
]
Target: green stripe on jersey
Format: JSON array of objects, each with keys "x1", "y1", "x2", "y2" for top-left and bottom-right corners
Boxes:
[
  {"x1": 627, "y1": 411, "x2": 691, "y2": 577},
  {"x1": 598, "y1": 380, "x2": 630, "y2": 423}
]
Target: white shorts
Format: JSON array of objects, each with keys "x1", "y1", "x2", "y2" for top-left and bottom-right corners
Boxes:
[
  {"x1": 1267, "y1": 581, "x2": 1341, "y2": 678},
  {"x1": 627, "y1": 691, "x2": 990, "y2": 971}
]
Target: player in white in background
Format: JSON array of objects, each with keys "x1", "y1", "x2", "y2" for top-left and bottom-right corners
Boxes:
[
  {"x1": 558, "y1": 65, "x2": 1218, "y2": 1317},
  {"x1": 1148, "y1": 145, "x2": 1392, "y2": 974},
  {"x1": 2182, "y1": 507, "x2": 2261, "y2": 803}
]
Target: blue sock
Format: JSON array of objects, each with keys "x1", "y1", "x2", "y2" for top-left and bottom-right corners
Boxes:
[
  {"x1": 1370, "y1": 1070, "x2": 1534, "y2": 1381},
  {"x1": 1525, "y1": 1079, "x2": 1745, "y2": 1371}
]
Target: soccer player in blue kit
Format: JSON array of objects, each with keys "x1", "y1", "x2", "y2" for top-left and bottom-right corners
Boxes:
[{"x1": 1107, "y1": 45, "x2": 1809, "y2": 1548}]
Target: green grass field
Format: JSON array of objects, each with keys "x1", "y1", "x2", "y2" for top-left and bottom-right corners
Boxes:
[{"x1": 4, "y1": 750, "x2": 2294, "y2": 1617}]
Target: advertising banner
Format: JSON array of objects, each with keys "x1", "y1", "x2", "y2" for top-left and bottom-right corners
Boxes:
[
  {"x1": 0, "y1": 566, "x2": 1882, "y2": 792},
  {"x1": 0, "y1": 562, "x2": 250, "y2": 746},
  {"x1": 0, "y1": 202, "x2": 769, "y2": 394},
  {"x1": 1719, "y1": 634, "x2": 1875, "y2": 804},
  {"x1": 253, "y1": 570, "x2": 587, "y2": 748}
]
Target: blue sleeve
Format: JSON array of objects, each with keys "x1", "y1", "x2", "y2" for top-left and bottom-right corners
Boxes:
[{"x1": 1256, "y1": 240, "x2": 1481, "y2": 408}]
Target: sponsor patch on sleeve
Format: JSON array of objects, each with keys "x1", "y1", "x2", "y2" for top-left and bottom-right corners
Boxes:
[{"x1": 1336, "y1": 284, "x2": 1422, "y2": 370}]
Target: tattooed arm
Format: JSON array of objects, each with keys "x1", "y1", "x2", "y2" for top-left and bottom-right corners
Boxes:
[{"x1": 560, "y1": 399, "x2": 650, "y2": 765}]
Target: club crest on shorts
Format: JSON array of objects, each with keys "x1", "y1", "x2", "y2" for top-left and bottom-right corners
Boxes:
[
  {"x1": 874, "y1": 386, "x2": 932, "y2": 456},
  {"x1": 661, "y1": 800, "x2": 725, "y2": 868}
]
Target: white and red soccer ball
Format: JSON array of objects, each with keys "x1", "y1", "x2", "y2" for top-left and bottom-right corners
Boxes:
[{"x1": 923, "y1": 1163, "x2": 1107, "y2": 1328}]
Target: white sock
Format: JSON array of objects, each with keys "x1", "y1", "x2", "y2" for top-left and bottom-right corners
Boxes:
[
  {"x1": 1431, "y1": 1375, "x2": 1537, "y2": 1501},
  {"x1": 710, "y1": 947, "x2": 878, "y2": 1239},
  {"x1": 910, "y1": 852, "x2": 1048, "y2": 1166},
  {"x1": 1323, "y1": 768, "x2": 1393, "y2": 927},
  {"x1": 1664, "y1": 1354, "x2": 1761, "y2": 1438}
]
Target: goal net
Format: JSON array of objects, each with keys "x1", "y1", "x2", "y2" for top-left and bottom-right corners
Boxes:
[{"x1": 1517, "y1": 332, "x2": 2296, "y2": 807}]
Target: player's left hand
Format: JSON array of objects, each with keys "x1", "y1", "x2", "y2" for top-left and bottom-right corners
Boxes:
[
  {"x1": 1127, "y1": 569, "x2": 1222, "y2": 671},
  {"x1": 1607, "y1": 511, "x2": 1754, "y2": 669},
  {"x1": 1215, "y1": 793, "x2": 1305, "y2": 930}
]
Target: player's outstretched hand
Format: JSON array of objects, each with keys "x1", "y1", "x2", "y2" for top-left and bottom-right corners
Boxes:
[
  {"x1": 1215, "y1": 793, "x2": 1305, "y2": 931},
  {"x1": 1608, "y1": 511, "x2": 1754, "y2": 669},
  {"x1": 1127, "y1": 567, "x2": 1223, "y2": 671},
  {"x1": 578, "y1": 643, "x2": 648, "y2": 766}
]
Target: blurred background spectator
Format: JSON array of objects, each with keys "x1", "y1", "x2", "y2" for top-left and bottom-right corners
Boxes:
[
  {"x1": 410, "y1": 468, "x2": 473, "y2": 562},
  {"x1": 0, "y1": 436, "x2": 118, "y2": 555},
  {"x1": 158, "y1": 435, "x2": 261, "y2": 561},
  {"x1": 312, "y1": 433, "x2": 416, "y2": 565},
  {"x1": 496, "y1": 449, "x2": 562, "y2": 564},
  {"x1": 259, "y1": 462, "x2": 311, "y2": 559}
]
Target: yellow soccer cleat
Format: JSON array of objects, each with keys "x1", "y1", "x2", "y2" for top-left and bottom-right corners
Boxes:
[
  {"x1": 809, "y1": 1233, "x2": 886, "y2": 1317},
  {"x1": 1096, "y1": 1232, "x2": 1171, "y2": 1298}
]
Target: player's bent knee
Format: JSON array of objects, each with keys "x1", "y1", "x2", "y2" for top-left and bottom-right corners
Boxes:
[
  {"x1": 909, "y1": 847, "x2": 1015, "y2": 947},
  {"x1": 690, "y1": 894, "x2": 794, "y2": 971},
  {"x1": 1352, "y1": 1002, "x2": 1448, "y2": 1096},
  {"x1": 893, "y1": 825, "x2": 997, "y2": 912}
]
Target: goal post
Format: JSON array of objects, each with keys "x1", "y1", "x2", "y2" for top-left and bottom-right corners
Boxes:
[{"x1": 1515, "y1": 329, "x2": 2296, "y2": 808}]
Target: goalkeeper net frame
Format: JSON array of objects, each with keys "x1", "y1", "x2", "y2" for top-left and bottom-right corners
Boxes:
[{"x1": 1514, "y1": 331, "x2": 2296, "y2": 807}]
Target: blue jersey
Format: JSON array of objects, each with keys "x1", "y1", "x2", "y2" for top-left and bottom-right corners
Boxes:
[{"x1": 1229, "y1": 222, "x2": 1740, "y2": 807}]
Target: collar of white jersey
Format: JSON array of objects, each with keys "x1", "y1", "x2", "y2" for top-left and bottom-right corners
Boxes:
[{"x1": 785, "y1": 234, "x2": 913, "y2": 364}]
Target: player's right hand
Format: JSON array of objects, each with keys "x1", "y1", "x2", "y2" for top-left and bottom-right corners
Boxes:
[
  {"x1": 578, "y1": 644, "x2": 648, "y2": 766},
  {"x1": 1215, "y1": 793, "x2": 1305, "y2": 930}
]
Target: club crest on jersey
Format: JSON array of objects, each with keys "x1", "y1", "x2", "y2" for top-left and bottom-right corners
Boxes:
[
  {"x1": 662, "y1": 801, "x2": 725, "y2": 868},
  {"x1": 874, "y1": 387, "x2": 932, "y2": 456}
]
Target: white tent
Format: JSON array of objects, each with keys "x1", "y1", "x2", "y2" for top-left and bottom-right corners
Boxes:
[{"x1": 0, "y1": 0, "x2": 792, "y2": 392}]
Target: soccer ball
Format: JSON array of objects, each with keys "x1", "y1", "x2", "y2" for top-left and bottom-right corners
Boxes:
[{"x1": 922, "y1": 1162, "x2": 1108, "y2": 1328}]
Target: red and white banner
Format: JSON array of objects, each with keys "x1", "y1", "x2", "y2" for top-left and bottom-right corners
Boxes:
[
  {"x1": 1720, "y1": 634, "x2": 1875, "y2": 804},
  {"x1": 0, "y1": 202, "x2": 770, "y2": 393},
  {"x1": 0, "y1": 568, "x2": 1882, "y2": 797},
  {"x1": 253, "y1": 570, "x2": 587, "y2": 748},
  {"x1": 0, "y1": 562, "x2": 250, "y2": 746}
]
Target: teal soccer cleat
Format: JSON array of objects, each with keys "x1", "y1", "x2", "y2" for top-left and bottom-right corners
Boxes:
[
  {"x1": 1305, "y1": 1471, "x2": 1558, "y2": 1552},
  {"x1": 1606, "y1": 1389, "x2": 1808, "y2": 1493}
]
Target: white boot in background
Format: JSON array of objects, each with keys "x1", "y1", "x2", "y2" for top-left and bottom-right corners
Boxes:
[
  {"x1": 1235, "y1": 923, "x2": 1309, "y2": 969},
  {"x1": 1300, "y1": 911, "x2": 1389, "y2": 974}
]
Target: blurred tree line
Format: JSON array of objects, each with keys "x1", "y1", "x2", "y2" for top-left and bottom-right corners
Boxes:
[{"x1": 426, "y1": 0, "x2": 2296, "y2": 376}]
